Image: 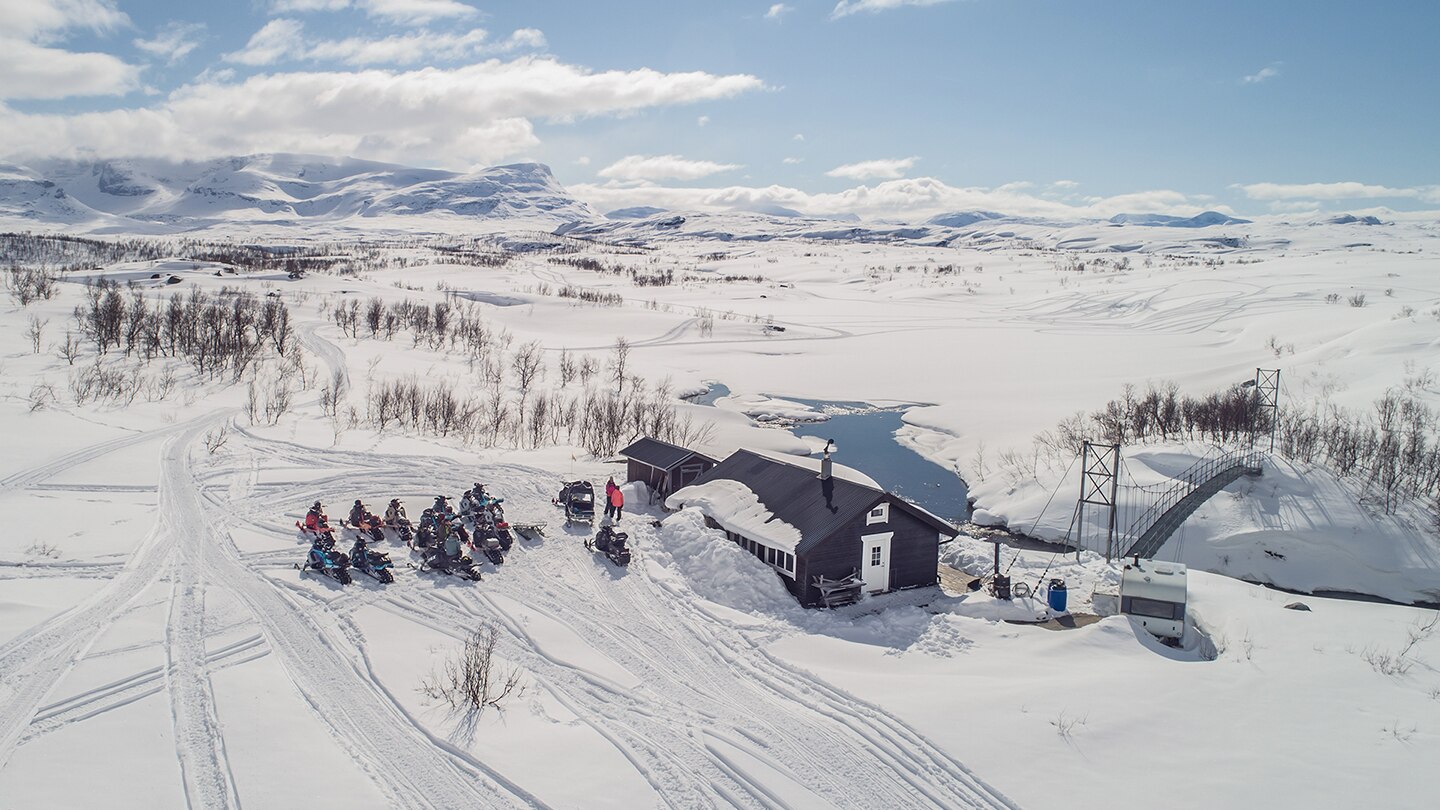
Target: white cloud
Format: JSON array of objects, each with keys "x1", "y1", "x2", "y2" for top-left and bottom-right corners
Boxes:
[
  {"x1": 1051, "y1": 179, "x2": 1078, "y2": 189},
  {"x1": 574, "y1": 156, "x2": 590, "y2": 166},
  {"x1": 1241, "y1": 65, "x2": 1280, "y2": 85},
  {"x1": 1237, "y1": 181, "x2": 1435, "y2": 201},
  {"x1": 226, "y1": 21, "x2": 544, "y2": 67},
  {"x1": 0, "y1": 40, "x2": 139, "y2": 99},
  {"x1": 362, "y1": 0, "x2": 477, "y2": 24},
  {"x1": 793, "y1": 133, "x2": 804, "y2": 141},
  {"x1": 269, "y1": 0, "x2": 477, "y2": 25},
  {"x1": 782, "y1": 157, "x2": 803, "y2": 164},
  {"x1": 225, "y1": 19, "x2": 306, "y2": 66},
  {"x1": 831, "y1": 0, "x2": 955, "y2": 20},
  {"x1": 134, "y1": 22, "x2": 206, "y2": 65},
  {"x1": 0, "y1": 57, "x2": 766, "y2": 168},
  {"x1": 3, "y1": 0, "x2": 130, "y2": 40},
  {"x1": 569, "y1": 176, "x2": 1226, "y2": 222},
  {"x1": 271, "y1": 0, "x2": 351, "y2": 11},
  {"x1": 599, "y1": 154, "x2": 743, "y2": 181},
  {"x1": 826, "y1": 156, "x2": 917, "y2": 180},
  {"x1": 0, "y1": 0, "x2": 138, "y2": 100},
  {"x1": 697, "y1": 115, "x2": 710, "y2": 126},
  {"x1": 765, "y1": 4, "x2": 793, "y2": 20}
]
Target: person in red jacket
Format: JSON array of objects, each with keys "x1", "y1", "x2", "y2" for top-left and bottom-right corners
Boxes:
[
  {"x1": 609, "y1": 484, "x2": 624, "y2": 522},
  {"x1": 604, "y1": 477, "x2": 618, "y2": 519}
]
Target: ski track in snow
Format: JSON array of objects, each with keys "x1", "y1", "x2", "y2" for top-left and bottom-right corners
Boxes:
[
  {"x1": 0, "y1": 415, "x2": 220, "y2": 776},
  {"x1": 179, "y1": 425, "x2": 542, "y2": 810},
  {"x1": 210, "y1": 439, "x2": 1015, "y2": 810},
  {"x1": 159, "y1": 421, "x2": 244, "y2": 810}
]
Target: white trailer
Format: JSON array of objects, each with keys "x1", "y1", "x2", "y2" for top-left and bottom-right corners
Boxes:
[{"x1": 1120, "y1": 559, "x2": 1188, "y2": 640}]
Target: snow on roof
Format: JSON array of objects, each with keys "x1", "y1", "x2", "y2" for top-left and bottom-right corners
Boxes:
[
  {"x1": 748, "y1": 447, "x2": 881, "y2": 490},
  {"x1": 665, "y1": 478, "x2": 802, "y2": 553}
]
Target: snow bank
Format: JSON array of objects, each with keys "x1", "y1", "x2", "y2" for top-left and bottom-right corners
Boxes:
[
  {"x1": 665, "y1": 480, "x2": 802, "y2": 552},
  {"x1": 647, "y1": 507, "x2": 799, "y2": 613}
]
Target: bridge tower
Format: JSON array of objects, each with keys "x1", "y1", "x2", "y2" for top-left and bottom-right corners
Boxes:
[
  {"x1": 1255, "y1": 368, "x2": 1281, "y2": 454},
  {"x1": 1077, "y1": 441, "x2": 1121, "y2": 562}
]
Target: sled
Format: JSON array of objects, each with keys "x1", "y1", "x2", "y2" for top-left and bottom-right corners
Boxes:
[{"x1": 511, "y1": 522, "x2": 546, "y2": 541}]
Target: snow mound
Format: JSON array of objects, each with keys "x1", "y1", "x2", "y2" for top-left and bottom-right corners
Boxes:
[
  {"x1": 666, "y1": 481, "x2": 802, "y2": 552},
  {"x1": 970, "y1": 508, "x2": 1007, "y2": 527},
  {"x1": 648, "y1": 507, "x2": 798, "y2": 612}
]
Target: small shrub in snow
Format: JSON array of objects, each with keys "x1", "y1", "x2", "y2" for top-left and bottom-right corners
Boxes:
[
  {"x1": 1348, "y1": 293, "x2": 1367, "y2": 308},
  {"x1": 420, "y1": 624, "x2": 525, "y2": 716}
]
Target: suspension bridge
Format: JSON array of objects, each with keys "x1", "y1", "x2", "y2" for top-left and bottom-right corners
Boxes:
[{"x1": 1052, "y1": 441, "x2": 1267, "y2": 561}]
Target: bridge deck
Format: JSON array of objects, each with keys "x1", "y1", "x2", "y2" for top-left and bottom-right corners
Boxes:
[{"x1": 1124, "y1": 464, "x2": 1257, "y2": 558}]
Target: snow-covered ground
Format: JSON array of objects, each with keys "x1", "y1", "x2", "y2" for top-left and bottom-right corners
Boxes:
[{"x1": 1, "y1": 206, "x2": 1438, "y2": 808}]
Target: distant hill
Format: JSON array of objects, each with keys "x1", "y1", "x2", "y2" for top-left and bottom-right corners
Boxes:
[
  {"x1": 1108, "y1": 211, "x2": 1251, "y2": 228},
  {"x1": 0, "y1": 154, "x2": 599, "y2": 231}
]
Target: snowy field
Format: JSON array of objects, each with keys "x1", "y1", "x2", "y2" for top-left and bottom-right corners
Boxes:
[{"x1": 2, "y1": 206, "x2": 1439, "y2": 809}]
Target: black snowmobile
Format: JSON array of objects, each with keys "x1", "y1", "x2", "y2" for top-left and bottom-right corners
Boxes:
[
  {"x1": 350, "y1": 539, "x2": 395, "y2": 583},
  {"x1": 555, "y1": 480, "x2": 595, "y2": 525},
  {"x1": 487, "y1": 500, "x2": 515, "y2": 551},
  {"x1": 470, "y1": 518, "x2": 505, "y2": 565},
  {"x1": 587, "y1": 524, "x2": 632, "y2": 567},
  {"x1": 386, "y1": 518, "x2": 413, "y2": 546},
  {"x1": 417, "y1": 545, "x2": 482, "y2": 580}
]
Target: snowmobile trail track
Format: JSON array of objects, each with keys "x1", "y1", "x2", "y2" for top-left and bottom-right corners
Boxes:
[
  {"x1": 179, "y1": 425, "x2": 542, "y2": 810},
  {"x1": 159, "y1": 424, "x2": 244, "y2": 810}
]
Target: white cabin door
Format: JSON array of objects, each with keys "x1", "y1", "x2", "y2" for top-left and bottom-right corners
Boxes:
[{"x1": 862, "y1": 532, "x2": 893, "y2": 593}]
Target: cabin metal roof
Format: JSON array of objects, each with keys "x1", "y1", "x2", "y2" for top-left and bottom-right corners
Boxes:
[
  {"x1": 692, "y1": 449, "x2": 957, "y2": 554},
  {"x1": 619, "y1": 436, "x2": 716, "y2": 471}
]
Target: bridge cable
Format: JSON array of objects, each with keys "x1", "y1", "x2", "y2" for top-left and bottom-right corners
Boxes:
[{"x1": 1001, "y1": 452, "x2": 1082, "y2": 578}]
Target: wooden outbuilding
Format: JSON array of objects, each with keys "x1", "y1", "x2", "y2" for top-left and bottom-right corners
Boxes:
[
  {"x1": 668, "y1": 448, "x2": 957, "y2": 607},
  {"x1": 618, "y1": 437, "x2": 718, "y2": 499}
]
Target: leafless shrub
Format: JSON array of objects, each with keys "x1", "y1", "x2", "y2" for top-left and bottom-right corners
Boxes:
[
  {"x1": 419, "y1": 625, "x2": 525, "y2": 715},
  {"x1": 1348, "y1": 293, "x2": 1367, "y2": 308},
  {"x1": 58, "y1": 330, "x2": 81, "y2": 365},
  {"x1": 26, "y1": 315, "x2": 47, "y2": 353},
  {"x1": 1051, "y1": 710, "x2": 1087, "y2": 742},
  {"x1": 28, "y1": 381, "x2": 56, "y2": 412},
  {"x1": 204, "y1": 425, "x2": 229, "y2": 455},
  {"x1": 25, "y1": 541, "x2": 62, "y2": 558},
  {"x1": 5, "y1": 266, "x2": 60, "y2": 305}
]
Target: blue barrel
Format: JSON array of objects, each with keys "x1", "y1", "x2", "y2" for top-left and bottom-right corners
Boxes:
[{"x1": 1047, "y1": 579, "x2": 1068, "y2": 612}]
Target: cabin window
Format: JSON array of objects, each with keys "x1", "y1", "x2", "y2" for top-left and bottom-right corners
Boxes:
[
  {"x1": 866, "y1": 503, "x2": 889, "y2": 525},
  {"x1": 781, "y1": 552, "x2": 794, "y2": 572},
  {"x1": 870, "y1": 546, "x2": 882, "y2": 566},
  {"x1": 767, "y1": 547, "x2": 777, "y2": 565}
]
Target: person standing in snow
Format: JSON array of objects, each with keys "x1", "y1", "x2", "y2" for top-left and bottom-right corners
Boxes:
[
  {"x1": 609, "y1": 485, "x2": 624, "y2": 522},
  {"x1": 604, "y1": 477, "x2": 618, "y2": 519}
]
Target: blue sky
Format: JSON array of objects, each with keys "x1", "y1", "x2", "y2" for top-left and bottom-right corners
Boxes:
[{"x1": 2, "y1": 0, "x2": 1436, "y2": 219}]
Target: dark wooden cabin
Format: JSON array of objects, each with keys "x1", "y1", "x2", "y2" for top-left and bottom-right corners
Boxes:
[
  {"x1": 619, "y1": 437, "x2": 718, "y2": 499},
  {"x1": 672, "y1": 449, "x2": 957, "y2": 607}
]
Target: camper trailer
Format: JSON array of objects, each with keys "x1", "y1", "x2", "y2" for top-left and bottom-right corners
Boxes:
[{"x1": 1120, "y1": 559, "x2": 1188, "y2": 640}]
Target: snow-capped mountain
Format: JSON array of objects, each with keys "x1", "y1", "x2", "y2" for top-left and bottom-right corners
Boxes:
[{"x1": 0, "y1": 154, "x2": 600, "y2": 232}]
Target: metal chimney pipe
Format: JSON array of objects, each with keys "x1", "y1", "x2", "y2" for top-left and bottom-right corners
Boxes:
[{"x1": 819, "y1": 439, "x2": 834, "y2": 481}]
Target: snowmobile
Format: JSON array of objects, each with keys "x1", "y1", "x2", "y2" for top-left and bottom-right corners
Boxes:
[
  {"x1": 586, "y1": 524, "x2": 632, "y2": 567},
  {"x1": 295, "y1": 519, "x2": 336, "y2": 548},
  {"x1": 555, "y1": 480, "x2": 596, "y2": 524},
  {"x1": 349, "y1": 540, "x2": 395, "y2": 583},
  {"x1": 344, "y1": 515, "x2": 386, "y2": 545},
  {"x1": 299, "y1": 540, "x2": 352, "y2": 584},
  {"x1": 470, "y1": 519, "x2": 506, "y2": 565},
  {"x1": 414, "y1": 545, "x2": 482, "y2": 581},
  {"x1": 478, "y1": 500, "x2": 514, "y2": 552},
  {"x1": 385, "y1": 518, "x2": 414, "y2": 546}
]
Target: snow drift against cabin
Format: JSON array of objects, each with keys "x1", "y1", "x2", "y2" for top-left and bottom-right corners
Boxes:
[{"x1": 666, "y1": 478, "x2": 803, "y2": 553}]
